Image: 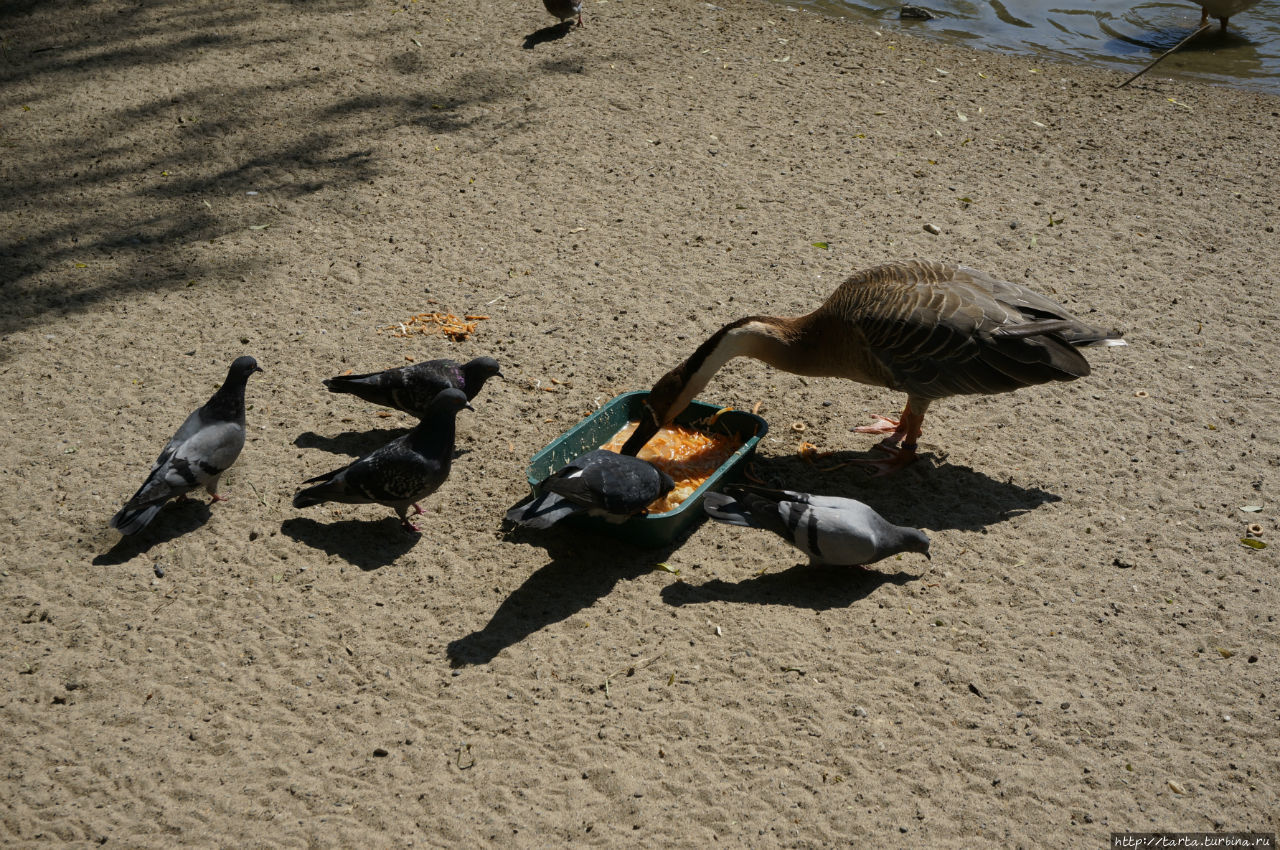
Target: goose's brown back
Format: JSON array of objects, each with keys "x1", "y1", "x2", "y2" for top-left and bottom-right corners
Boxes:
[{"x1": 810, "y1": 260, "x2": 1113, "y2": 401}]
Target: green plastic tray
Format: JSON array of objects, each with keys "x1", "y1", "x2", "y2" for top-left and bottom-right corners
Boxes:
[{"x1": 522, "y1": 391, "x2": 769, "y2": 547}]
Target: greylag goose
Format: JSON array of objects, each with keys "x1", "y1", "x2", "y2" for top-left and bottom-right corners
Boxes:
[{"x1": 620, "y1": 260, "x2": 1125, "y2": 475}]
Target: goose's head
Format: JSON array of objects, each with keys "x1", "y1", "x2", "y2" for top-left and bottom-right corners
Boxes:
[{"x1": 620, "y1": 366, "x2": 688, "y2": 456}]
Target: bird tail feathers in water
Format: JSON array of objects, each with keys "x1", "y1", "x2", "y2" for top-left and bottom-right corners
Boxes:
[
  {"x1": 505, "y1": 492, "x2": 583, "y2": 529},
  {"x1": 701, "y1": 491, "x2": 755, "y2": 528},
  {"x1": 109, "y1": 502, "x2": 165, "y2": 536}
]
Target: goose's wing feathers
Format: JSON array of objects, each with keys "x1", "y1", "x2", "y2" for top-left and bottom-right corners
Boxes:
[{"x1": 833, "y1": 261, "x2": 1114, "y2": 399}]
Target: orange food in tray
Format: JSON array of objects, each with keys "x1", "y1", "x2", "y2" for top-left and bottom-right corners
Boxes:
[{"x1": 601, "y1": 421, "x2": 744, "y2": 514}]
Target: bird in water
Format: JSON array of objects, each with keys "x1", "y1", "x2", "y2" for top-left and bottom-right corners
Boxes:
[
  {"x1": 1196, "y1": 0, "x2": 1260, "y2": 31},
  {"x1": 621, "y1": 260, "x2": 1125, "y2": 475},
  {"x1": 703, "y1": 485, "x2": 930, "y2": 568},
  {"x1": 544, "y1": 0, "x2": 583, "y2": 27},
  {"x1": 111, "y1": 356, "x2": 263, "y2": 534}
]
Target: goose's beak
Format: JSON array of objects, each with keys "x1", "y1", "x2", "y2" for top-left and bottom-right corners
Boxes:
[{"x1": 619, "y1": 400, "x2": 662, "y2": 456}]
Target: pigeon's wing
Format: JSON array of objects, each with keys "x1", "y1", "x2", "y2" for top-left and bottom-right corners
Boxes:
[
  {"x1": 543, "y1": 451, "x2": 669, "y2": 516},
  {"x1": 504, "y1": 492, "x2": 582, "y2": 529},
  {"x1": 111, "y1": 410, "x2": 246, "y2": 533}
]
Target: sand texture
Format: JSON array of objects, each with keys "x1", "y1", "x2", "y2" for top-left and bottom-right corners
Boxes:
[{"x1": 2, "y1": 0, "x2": 1278, "y2": 845}]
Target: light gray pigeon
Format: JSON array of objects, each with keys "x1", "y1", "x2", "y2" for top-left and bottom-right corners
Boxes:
[
  {"x1": 292, "y1": 388, "x2": 471, "y2": 532},
  {"x1": 505, "y1": 449, "x2": 675, "y2": 529},
  {"x1": 703, "y1": 484, "x2": 930, "y2": 567},
  {"x1": 322, "y1": 356, "x2": 501, "y2": 419},
  {"x1": 544, "y1": 0, "x2": 582, "y2": 26},
  {"x1": 110, "y1": 355, "x2": 263, "y2": 535}
]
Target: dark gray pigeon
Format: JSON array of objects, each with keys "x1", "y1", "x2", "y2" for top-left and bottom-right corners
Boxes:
[
  {"x1": 505, "y1": 449, "x2": 675, "y2": 529},
  {"x1": 110, "y1": 355, "x2": 263, "y2": 535},
  {"x1": 292, "y1": 388, "x2": 471, "y2": 531},
  {"x1": 544, "y1": 0, "x2": 582, "y2": 26},
  {"x1": 703, "y1": 484, "x2": 930, "y2": 567},
  {"x1": 322, "y1": 356, "x2": 501, "y2": 419}
]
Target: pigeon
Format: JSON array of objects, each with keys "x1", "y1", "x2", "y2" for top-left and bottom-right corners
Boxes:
[
  {"x1": 544, "y1": 0, "x2": 583, "y2": 27},
  {"x1": 703, "y1": 484, "x2": 930, "y2": 567},
  {"x1": 110, "y1": 355, "x2": 263, "y2": 535},
  {"x1": 505, "y1": 449, "x2": 675, "y2": 529},
  {"x1": 322, "y1": 356, "x2": 501, "y2": 419},
  {"x1": 292, "y1": 388, "x2": 471, "y2": 531}
]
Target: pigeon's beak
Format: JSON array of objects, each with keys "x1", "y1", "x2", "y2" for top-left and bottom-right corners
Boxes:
[{"x1": 465, "y1": 402, "x2": 475, "y2": 412}]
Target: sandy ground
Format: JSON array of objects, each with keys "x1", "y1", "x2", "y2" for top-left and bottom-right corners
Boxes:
[{"x1": 2, "y1": 0, "x2": 1278, "y2": 845}]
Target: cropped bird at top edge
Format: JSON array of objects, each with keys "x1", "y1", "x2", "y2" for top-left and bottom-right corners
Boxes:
[
  {"x1": 544, "y1": 0, "x2": 583, "y2": 27},
  {"x1": 1196, "y1": 0, "x2": 1261, "y2": 31},
  {"x1": 111, "y1": 355, "x2": 263, "y2": 535},
  {"x1": 620, "y1": 260, "x2": 1126, "y2": 475}
]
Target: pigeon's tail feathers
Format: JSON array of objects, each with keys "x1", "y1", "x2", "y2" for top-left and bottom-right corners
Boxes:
[
  {"x1": 505, "y1": 492, "x2": 582, "y2": 529},
  {"x1": 292, "y1": 477, "x2": 345, "y2": 509},
  {"x1": 702, "y1": 492, "x2": 755, "y2": 527},
  {"x1": 110, "y1": 502, "x2": 165, "y2": 535}
]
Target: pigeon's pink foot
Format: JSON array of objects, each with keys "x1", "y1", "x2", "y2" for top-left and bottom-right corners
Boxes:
[
  {"x1": 412, "y1": 502, "x2": 424, "y2": 516},
  {"x1": 401, "y1": 518, "x2": 422, "y2": 533},
  {"x1": 209, "y1": 494, "x2": 229, "y2": 504}
]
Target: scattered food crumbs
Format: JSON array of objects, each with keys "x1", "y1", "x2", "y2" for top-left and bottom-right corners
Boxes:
[{"x1": 381, "y1": 311, "x2": 489, "y2": 341}]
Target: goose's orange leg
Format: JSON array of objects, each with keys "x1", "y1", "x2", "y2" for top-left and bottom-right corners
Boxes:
[{"x1": 853, "y1": 401, "x2": 926, "y2": 476}]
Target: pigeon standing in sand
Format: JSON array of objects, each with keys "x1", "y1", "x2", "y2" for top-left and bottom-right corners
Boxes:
[
  {"x1": 110, "y1": 355, "x2": 263, "y2": 535},
  {"x1": 505, "y1": 449, "x2": 674, "y2": 529},
  {"x1": 544, "y1": 0, "x2": 583, "y2": 27},
  {"x1": 322, "y1": 356, "x2": 501, "y2": 419},
  {"x1": 292, "y1": 389, "x2": 471, "y2": 532},
  {"x1": 703, "y1": 484, "x2": 930, "y2": 567}
]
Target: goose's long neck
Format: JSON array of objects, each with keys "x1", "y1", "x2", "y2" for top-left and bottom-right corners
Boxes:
[{"x1": 672, "y1": 316, "x2": 806, "y2": 411}]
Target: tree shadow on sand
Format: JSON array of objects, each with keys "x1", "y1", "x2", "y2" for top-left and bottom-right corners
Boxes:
[
  {"x1": 446, "y1": 521, "x2": 687, "y2": 667},
  {"x1": 280, "y1": 516, "x2": 418, "y2": 571},
  {"x1": 92, "y1": 500, "x2": 213, "y2": 566}
]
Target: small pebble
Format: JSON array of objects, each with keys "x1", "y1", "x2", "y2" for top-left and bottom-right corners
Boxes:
[
  {"x1": 153, "y1": 564, "x2": 165, "y2": 578},
  {"x1": 923, "y1": 223, "x2": 941, "y2": 235},
  {"x1": 373, "y1": 748, "x2": 389, "y2": 757}
]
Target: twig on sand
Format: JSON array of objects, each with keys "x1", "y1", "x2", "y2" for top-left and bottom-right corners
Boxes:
[{"x1": 1116, "y1": 23, "x2": 1212, "y2": 89}]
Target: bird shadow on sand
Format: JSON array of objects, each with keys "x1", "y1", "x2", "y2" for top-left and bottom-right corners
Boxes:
[
  {"x1": 293, "y1": 427, "x2": 410, "y2": 458},
  {"x1": 522, "y1": 21, "x2": 574, "y2": 49},
  {"x1": 92, "y1": 500, "x2": 213, "y2": 566},
  {"x1": 662, "y1": 564, "x2": 919, "y2": 610},
  {"x1": 280, "y1": 517, "x2": 418, "y2": 571},
  {"x1": 739, "y1": 450, "x2": 1061, "y2": 534},
  {"x1": 446, "y1": 520, "x2": 688, "y2": 667}
]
